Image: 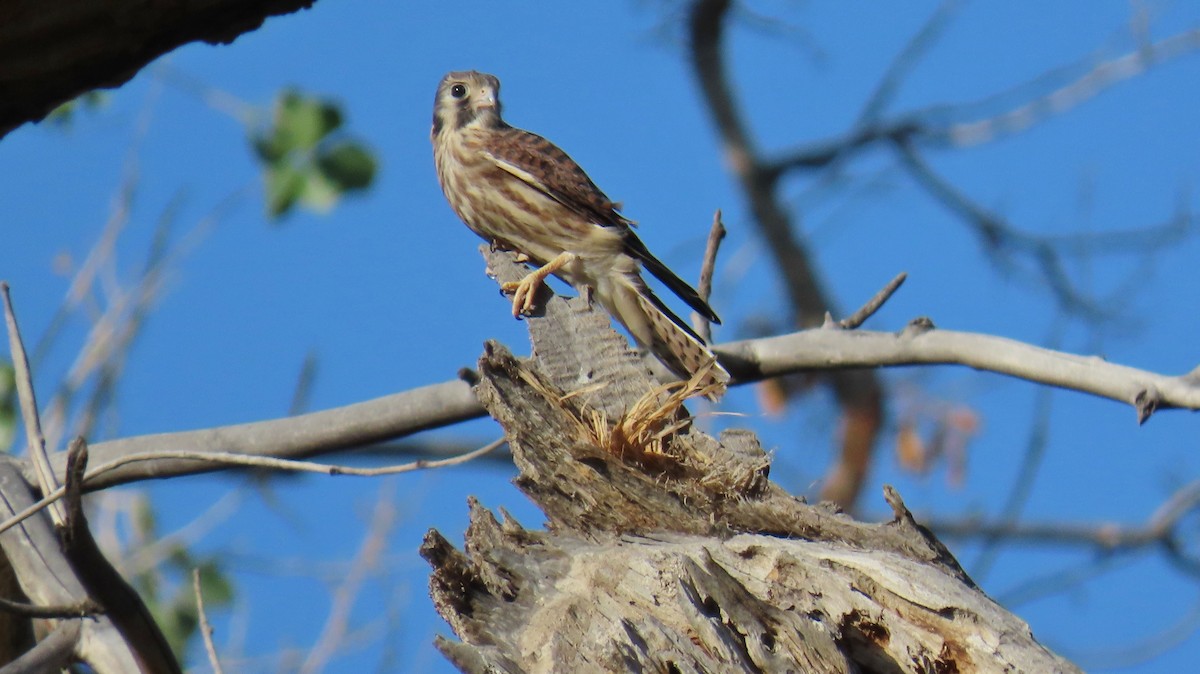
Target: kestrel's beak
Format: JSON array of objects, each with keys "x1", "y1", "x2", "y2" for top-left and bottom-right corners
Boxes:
[{"x1": 472, "y1": 88, "x2": 497, "y2": 110}]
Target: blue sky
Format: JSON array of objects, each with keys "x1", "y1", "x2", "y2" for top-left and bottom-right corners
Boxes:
[{"x1": 4, "y1": 1, "x2": 1200, "y2": 671}]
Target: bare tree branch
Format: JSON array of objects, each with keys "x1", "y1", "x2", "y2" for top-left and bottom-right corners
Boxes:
[
  {"x1": 1, "y1": 254, "x2": 1195, "y2": 502},
  {"x1": 47, "y1": 377, "x2": 484, "y2": 490},
  {"x1": 767, "y1": 27, "x2": 1200, "y2": 177},
  {"x1": 940, "y1": 28, "x2": 1200, "y2": 147},
  {"x1": 55, "y1": 439, "x2": 183, "y2": 674},
  {"x1": 298, "y1": 480, "x2": 395, "y2": 674},
  {"x1": 893, "y1": 139, "x2": 1108, "y2": 319},
  {"x1": 718, "y1": 319, "x2": 1200, "y2": 421},
  {"x1": 835, "y1": 272, "x2": 907, "y2": 330},
  {"x1": 930, "y1": 479, "x2": 1200, "y2": 580},
  {"x1": 854, "y1": 0, "x2": 961, "y2": 126}
]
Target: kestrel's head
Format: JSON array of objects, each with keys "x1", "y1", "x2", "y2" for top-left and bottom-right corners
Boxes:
[{"x1": 432, "y1": 71, "x2": 503, "y2": 136}]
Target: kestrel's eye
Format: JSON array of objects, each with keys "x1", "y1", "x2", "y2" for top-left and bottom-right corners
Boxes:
[{"x1": 450, "y1": 84, "x2": 467, "y2": 99}]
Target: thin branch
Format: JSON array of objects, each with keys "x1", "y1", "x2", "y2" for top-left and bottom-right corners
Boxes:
[
  {"x1": 0, "y1": 439, "x2": 506, "y2": 537},
  {"x1": 0, "y1": 595, "x2": 102, "y2": 619},
  {"x1": 193, "y1": 568, "x2": 225, "y2": 674},
  {"x1": 970, "y1": 383, "x2": 1056, "y2": 580},
  {"x1": 298, "y1": 480, "x2": 395, "y2": 674},
  {"x1": 1074, "y1": 593, "x2": 1200, "y2": 671},
  {"x1": 288, "y1": 351, "x2": 319, "y2": 416},
  {"x1": 1, "y1": 283, "x2": 65, "y2": 527},
  {"x1": 124, "y1": 490, "x2": 242, "y2": 577},
  {"x1": 53, "y1": 436, "x2": 184, "y2": 674},
  {"x1": 767, "y1": 27, "x2": 1200, "y2": 176},
  {"x1": 855, "y1": 0, "x2": 961, "y2": 125},
  {"x1": 834, "y1": 272, "x2": 906, "y2": 330},
  {"x1": 893, "y1": 139, "x2": 1106, "y2": 319},
  {"x1": 693, "y1": 209, "x2": 726, "y2": 344},
  {"x1": 941, "y1": 28, "x2": 1200, "y2": 147},
  {"x1": 51, "y1": 376, "x2": 485, "y2": 491},
  {"x1": 28, "y1": 77, "x2": 164, "y2": 371},
  {"x1": 931, "y1": 479, "x2": 1200, "y2": 579}
]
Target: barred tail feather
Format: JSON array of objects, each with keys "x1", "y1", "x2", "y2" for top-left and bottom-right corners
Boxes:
[{"x1": 599, "y1": 275, "x2": 730, "y2": 397}]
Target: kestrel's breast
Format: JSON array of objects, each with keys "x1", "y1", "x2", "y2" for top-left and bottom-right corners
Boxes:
[{"x1": 434, "y1": 128, "x2": 619, "y2": 265}]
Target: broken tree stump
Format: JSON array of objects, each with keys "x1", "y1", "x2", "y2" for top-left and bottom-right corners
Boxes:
[{"x1": 421, "y1": 249, "x2": 1079, "y2": 673}]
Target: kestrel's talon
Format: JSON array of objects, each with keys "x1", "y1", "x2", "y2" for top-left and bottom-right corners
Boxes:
[
  {"x1": 499, "y1": 251, "x2": 575, "y2": 318},
  {"x1": 501, "y1": 278, "x2": 538, "y2": 317},
  {"x1": 514, "y1": 252, "x2": 531, "y2": 263}
]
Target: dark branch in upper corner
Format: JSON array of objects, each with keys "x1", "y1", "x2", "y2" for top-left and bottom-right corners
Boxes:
[{"x1": 0, "y1": 0, "x2": 317, "y2": 138}]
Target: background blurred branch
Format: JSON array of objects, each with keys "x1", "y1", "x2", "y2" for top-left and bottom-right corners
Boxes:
[{"x1": 689, "y1": 0, "x2": 884, "y2": 509}]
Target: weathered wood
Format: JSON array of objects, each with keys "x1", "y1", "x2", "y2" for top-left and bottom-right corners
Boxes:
[
  {"x1": 421, "y1": 250, "x2": 1081, "y2": 673},
  {"x1": 0, "y1": 459, "x2": 144, "y2": 672}
]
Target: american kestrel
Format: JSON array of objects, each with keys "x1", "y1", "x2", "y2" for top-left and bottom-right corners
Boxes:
[{"x1": 431, "y1": 70, "x2": 729, "y2": 395}]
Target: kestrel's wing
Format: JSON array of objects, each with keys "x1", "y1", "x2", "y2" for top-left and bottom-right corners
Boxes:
[
  {"x1": 483, "y1": 127, "x2": 626, "y2": 228},
  {"x1": 483, "y1": 127, "x2": 721, "y2": 325}
]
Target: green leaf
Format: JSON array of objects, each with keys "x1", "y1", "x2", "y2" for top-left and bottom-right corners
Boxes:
[
  {"x1": 317, "y1": 141, "x2": 377, "y2": 191},
  {"x1": 166, "y1": 543, "x2": 193, "y2": 569},
  {"x1": 248, "y1": 88, "x2": 378, "y2": 220},
  {"x1": 274, "y1": 90, "x2": 343, "y2": 152},
  {"x1": 251, "y1": 133, "x2": 287, "y2": 165},
  {"x1": 298, "y1": 169, "x2": 340, "y2": 213},
  {"x1": 265, "y1": 164, "x2": 308, "y2": 220},
  {"x1": 162, "y1": 600, "x2": 198, "y2": 658}
]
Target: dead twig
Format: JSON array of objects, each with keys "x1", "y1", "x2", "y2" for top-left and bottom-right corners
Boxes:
[
  {"x1": 2, "y1": 283, "x2": 66, "y2": 527},
  {"x1": 834, "y1": 272, "x2": 907, "y2": 330},
  {"x1": 193, "y1": 568, "x2": 224, "y2": 674},
  {"x1": 693, "y1": 209, "x2": 727, "y2": 345},
  {"x1": 0, "y1": 595, "x2": 102, "y2": 619}
]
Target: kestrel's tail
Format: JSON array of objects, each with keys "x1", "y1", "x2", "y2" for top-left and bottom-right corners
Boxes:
[{"x1": 599, "y1": 274, "x2": 730, "y2": 398}]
